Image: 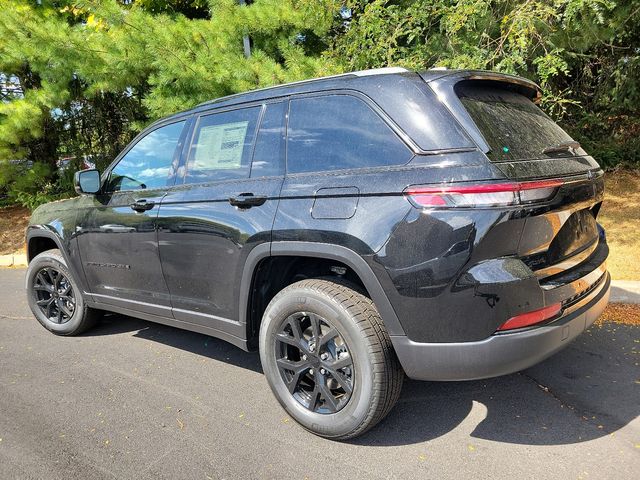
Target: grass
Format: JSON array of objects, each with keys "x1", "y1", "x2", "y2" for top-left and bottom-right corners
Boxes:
[
  {"x1": 599, "y1": 169, "x2": 640, "y2": 281},
  {"x1": 0, "y1": 205, "x2": 30, "y2": 256}
]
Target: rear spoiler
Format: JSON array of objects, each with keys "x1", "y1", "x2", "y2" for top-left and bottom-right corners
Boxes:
[
  {"x1": 419, "y1": 70, "x2": 543, "y2": 152},
  {"x1": 419, "y1": 69, "x2": 542, "y2": 103},
  {"x1": 463, "y1": 72, "x2": 541, "y2": 104}
]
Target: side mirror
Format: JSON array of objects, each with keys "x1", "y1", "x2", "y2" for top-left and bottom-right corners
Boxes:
[{"x1": 74, "y1": 169, "x2": 101, "y2": 195}]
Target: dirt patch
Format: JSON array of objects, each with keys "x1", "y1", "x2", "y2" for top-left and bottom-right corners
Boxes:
[
  {"x1": 0, "y1": 205, "x2": 30, "y2": 255},
  {"x1": 595, "y1": 303, "x2": 640, "y2": 326},
  {"x1": 600, "y1": 170, "x2": 640, "y2": 281}
]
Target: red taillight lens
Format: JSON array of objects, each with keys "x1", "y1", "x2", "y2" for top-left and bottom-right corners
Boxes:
[
  {"x1": 404, "y1": 179, "x2": 563, "y2": 208},
  {"x1": 496, "y1": 303, "x2": 562, "y2": 332}
]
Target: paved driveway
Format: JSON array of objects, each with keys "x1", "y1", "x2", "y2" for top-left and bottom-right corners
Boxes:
[{"x1": 1, "y1": 268, "x2": 638, "y2": 479}]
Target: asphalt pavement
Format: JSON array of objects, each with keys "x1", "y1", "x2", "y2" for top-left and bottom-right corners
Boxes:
[{"x1": 1, "y1": 267, "x2": 638, "y2": 480}]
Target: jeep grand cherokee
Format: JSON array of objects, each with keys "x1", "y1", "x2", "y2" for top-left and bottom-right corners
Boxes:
[{"x1": 25, "y1": 68, "x2": 610, "y2": 439}]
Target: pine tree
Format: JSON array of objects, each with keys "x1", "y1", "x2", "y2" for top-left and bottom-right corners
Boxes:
[{"x1": 0, "y1": 0, "x2": 342, "y2": 206}]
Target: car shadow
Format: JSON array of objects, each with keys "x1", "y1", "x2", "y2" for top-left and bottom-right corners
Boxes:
[
  {"x1": 87, "y1": 313, "x2": 263, "y2": 374},
  {"x1": 85, "y1": 316, "x2": 638, "y2": 446},
  {"x1": 353, "y1": 322, "x2": 639, "y2": 446}
]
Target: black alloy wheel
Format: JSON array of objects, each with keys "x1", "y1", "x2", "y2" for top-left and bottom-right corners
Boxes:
[
  {"x1": 26, "y1": 249, "x2": 99, "y2": 335},
  {"x1": 32, "y1": 267, "x2": 76, "y2": 324},
  {"x1": 275, "y1": 311, "x2": 354, "y2": 414}
]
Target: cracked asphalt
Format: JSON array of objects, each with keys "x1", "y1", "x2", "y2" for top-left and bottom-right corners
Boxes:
[{"x1": 1, "y1": 267, "x2": 638, "y2": 479}]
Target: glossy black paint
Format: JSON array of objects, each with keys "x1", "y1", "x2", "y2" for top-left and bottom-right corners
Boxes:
[
  {"x1": 27, "y1": 69, "x2": 609, "y2": 381},
  {"x1": 157, "y1": 176, "x2": 283, "y2": 329},
  {"x1": 372, "y1": 170, "x2": 606, "y2": 343},
  {"x1": 74, "y1": 188, "x2": 172, "y2": 316}
]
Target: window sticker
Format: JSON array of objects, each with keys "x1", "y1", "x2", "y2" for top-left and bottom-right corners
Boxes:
[{"x1": 193, "y1": 121, "x2": 249, "y2": 170}]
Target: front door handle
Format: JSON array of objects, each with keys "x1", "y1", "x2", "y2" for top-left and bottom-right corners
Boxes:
[
  {"x1": 130, "y1": 199, "x2": 155, "y2": 212},
  {"x1": 229, "y1": 193, "x2": 267, "y2": 208}
]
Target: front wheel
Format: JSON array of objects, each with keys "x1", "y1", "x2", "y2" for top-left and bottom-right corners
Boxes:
[
  {"x1": 259, "y1": 279, "x2": 403, "y2": 440},
  {"x1": 26, "y1": 249, "x2": 100, "y2": 336}
]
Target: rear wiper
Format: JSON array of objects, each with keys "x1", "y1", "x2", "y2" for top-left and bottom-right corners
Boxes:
[{"x1": 542, "y1": 141, "x2": 580, "y2": 156}]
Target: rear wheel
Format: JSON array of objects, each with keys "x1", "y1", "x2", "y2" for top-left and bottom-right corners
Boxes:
[
  {"x1": 259, "y1": 279, "x2": 403, "y2": 440},
  {"x1": 26, "y1": 249, "x2": 99, "y2": 335}
]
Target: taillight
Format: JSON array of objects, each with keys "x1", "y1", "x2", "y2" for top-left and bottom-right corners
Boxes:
[
  {"x1": 404, "y1": 179, "x2": 563, "y2": 208},
  {"x1": 496, "y1": 303, "x2": 562, "y2": 332}
]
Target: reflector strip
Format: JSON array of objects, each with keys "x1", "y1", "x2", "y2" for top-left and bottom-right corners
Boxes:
[{"x1": 497, "y1": 303, "x2": 562, "y2": 331}]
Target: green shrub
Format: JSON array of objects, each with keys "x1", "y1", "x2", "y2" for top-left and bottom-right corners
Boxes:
[
  {"x1": 0, "y1": 160, "x2": 64, "y2": 210},
  {"x1": 564, "y1": 113, "x2": 640, "y2": 170},
  {"x1": 11, "y1": 189, "x2": 57, "y2": 210}
]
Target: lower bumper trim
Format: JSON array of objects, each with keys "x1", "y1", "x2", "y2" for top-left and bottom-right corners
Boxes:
[{"x1": 391, "y1": 272, "x2": 610, "y2": 381}]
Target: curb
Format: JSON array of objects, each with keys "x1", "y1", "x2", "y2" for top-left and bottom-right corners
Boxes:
[
  {"x1": 610, "y1": 280, "x2": 640, "y2": 305},
  {"x1": 0, "y1": 253, "x2": 27, "y2": 268}
]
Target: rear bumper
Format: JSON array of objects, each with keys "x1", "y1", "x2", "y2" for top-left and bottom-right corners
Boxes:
[{"x1": 391, "y1": 271, "x2": 610, "y2": 381}]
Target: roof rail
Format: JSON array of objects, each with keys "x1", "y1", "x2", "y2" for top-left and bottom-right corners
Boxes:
[
  {"x1": 352, "y1": 67, "x2": 409, "y2": 76},
  {"x1": 196, "y1": 67, "x2": 409, "y2": 108}
]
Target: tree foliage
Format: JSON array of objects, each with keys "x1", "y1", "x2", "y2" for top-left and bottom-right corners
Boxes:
[
  {"x1": 0, "y1": 0, "x2": 638, "y2": 209},
  {"x1": 0, "y1": 0, "x2": 340, "y2": 206}
]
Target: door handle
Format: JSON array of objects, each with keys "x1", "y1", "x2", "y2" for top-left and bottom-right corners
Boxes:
[
  {"x1": 130, "y1": 199, "x2": 155, "y2": 212},
  {"x1": 229, "y1": 193, "x2": 267, "y2": 208}
]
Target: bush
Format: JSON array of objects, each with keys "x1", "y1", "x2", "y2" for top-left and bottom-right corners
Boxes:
[
  {"x1": 564, "y1": 113, "x2": 640, "y2": 170},
  {"x1": 0, "y1": 160, "x2": 65, "y2": 210}
]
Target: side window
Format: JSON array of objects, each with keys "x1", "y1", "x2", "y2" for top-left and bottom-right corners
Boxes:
[
  {"x1": 108, "y1": 121, "x2": 185, "y2": 192},
  {"x1": 286, "y1": 95, "x2": 412, "y2": 174},
  {"x1": 250, "y1": 102, "x2": 286, "y2": 177},
  {"x1": 184, "y1": 107, "x2": 261, "y2": 184}
]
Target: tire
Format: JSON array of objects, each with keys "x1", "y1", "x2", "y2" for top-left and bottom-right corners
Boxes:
[
  {"x1": 26, "y1": 249, "x2": 100, "y2": 336},
  {"x1": 259, "y1": 278, "x2": 403, "y2": 440}
]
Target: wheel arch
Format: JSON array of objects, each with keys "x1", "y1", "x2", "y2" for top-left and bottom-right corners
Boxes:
[
  {"x1": 26, "y1": 227, "x2": 67, "y2": 263},
  {"x1": 25, "y1": 227, "x2": 92, "y2": 297},
  {"x1": 240, "y1": 241, "x2": 405, "y2": 349}
]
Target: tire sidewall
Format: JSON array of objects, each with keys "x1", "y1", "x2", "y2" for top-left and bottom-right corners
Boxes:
[
  {"x1": 26, "y1": 251, "x2": 87, "y2": 335},
  {"x1": 259, "y1": 284, "x2": 376, "y2": 439}
]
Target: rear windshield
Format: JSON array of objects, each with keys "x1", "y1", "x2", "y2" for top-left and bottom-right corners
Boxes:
[{"x1": 457, "y1": 83, "x2": 575, "y2": 162}]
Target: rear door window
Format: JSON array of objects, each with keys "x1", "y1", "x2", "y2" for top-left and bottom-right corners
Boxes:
[
  {"x1": 184, "y1": 107, "x2": 261, "y2": 184},
  {"x1": 286, "y1": 95, "x2": 412, "y2": 174},
  {"x1": 251, "y1": 102, "x2": 286, "y2": 177},
  {"x1": 457, "y1": 83, "x2": 576, "y2": 162}
]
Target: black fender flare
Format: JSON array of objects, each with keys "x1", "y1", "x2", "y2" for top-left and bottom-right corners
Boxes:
[
  {"x1": 25, "y1": 226, "x2": 91, "y2": 297},
  {"x1": 238, "y1": 241, "x2": 405, "y2": 338},
  {"x1": 26, "y1": 226, "x2": 68, "y2": 263}
]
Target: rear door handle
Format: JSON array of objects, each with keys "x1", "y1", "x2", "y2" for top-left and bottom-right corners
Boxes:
[
  {"x1": 130, "y1": 199, "x2": 155, "y2": 212},
  {"x1": 229, "y1": 193, "x2": 267, "y2": 208}
]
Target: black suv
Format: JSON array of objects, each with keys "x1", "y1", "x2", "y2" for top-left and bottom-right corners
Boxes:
[{"x1": 26, "y1": 68, "x2": 610, "y2": 439}]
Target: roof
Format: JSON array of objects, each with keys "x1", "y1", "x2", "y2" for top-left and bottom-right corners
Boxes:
[
  {"x1": 179, "y1": 67, "x2": 541, "y2": 115},
  {"x1": 195, "y1": 66, "x2": 410, "y2": 109}
]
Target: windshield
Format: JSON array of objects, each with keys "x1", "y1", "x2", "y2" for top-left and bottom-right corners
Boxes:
[{"x1": 457, "y1": 84, "x2": 576, "y2": 162}]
